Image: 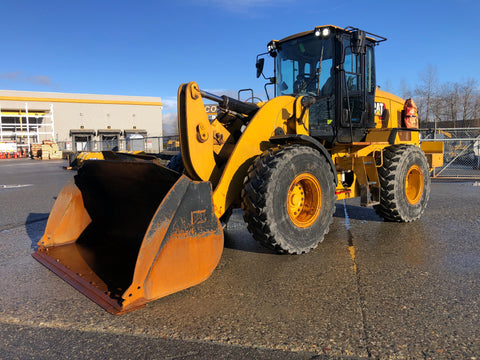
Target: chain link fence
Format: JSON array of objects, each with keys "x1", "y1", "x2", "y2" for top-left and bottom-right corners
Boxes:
[
  {"x1": 56, "y1": 130, "x2": 480, "y2": 179},
  {"x1": 421, "y1": 128, "x2": 480, "y2": 179}
]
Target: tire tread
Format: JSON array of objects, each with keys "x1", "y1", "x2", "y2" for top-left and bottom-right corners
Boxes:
[{"x1": 241, "y1": 145, "x2": 335, "y2": 254}]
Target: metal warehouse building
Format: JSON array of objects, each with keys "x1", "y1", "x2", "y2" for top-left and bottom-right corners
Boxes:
[{"x1": 0, "y1": 90, "x2": 163, "y2": 153}]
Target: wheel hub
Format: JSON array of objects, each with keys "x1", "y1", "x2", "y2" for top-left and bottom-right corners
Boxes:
[
  {"x1": 287, "y1": 173, "x2": 321, "y2": 228},
  {"x1": 405, "y1": 165, "x2": 424, "y2": 205}
]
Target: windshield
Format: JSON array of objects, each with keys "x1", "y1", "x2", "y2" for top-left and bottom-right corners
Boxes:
[{"x1": 275, "y1": 34, "x2": 334, "y2": 97}]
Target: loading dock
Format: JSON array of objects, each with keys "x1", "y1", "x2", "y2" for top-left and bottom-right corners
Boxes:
[
  {"x1": 97, "y1": 129, "x2": 122, "y2": 151},
  {"x1": 70, "y1": 129, "x2": 96, "y2": 151}
]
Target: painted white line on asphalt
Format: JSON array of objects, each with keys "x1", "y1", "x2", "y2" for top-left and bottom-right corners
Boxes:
[{"x1": 0, "y1": 184, "x2": 34, "y2": 189}]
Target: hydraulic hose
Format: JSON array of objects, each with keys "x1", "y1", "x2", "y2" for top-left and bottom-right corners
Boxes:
[{"x1": 200, "y1": 90, "x2": 259, "y2": 117}]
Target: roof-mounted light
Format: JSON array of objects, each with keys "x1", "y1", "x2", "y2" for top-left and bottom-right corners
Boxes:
[
  {"x1": 314, "y1": 27, "x2": 331, "y2": 39},
  {"x1": 267, "y1": 40, "x2": 276, "y2": 52},
  {"x1": 267, "y1": 40, "x2": 278, "y2": 56}
]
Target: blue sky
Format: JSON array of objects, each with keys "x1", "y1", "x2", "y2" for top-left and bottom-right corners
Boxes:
[{"x1": 1, "y1": 0, "x2": 479, "y2": 123}]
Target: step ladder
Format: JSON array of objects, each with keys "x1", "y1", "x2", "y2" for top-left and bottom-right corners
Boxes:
[{"x1": 354, "y1": 156, "x2": 380, "y2": 207}]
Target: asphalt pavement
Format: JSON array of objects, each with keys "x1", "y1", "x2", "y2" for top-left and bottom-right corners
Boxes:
[{"x1": 0, "y1": 158, "x2": 479, "y2": 359}]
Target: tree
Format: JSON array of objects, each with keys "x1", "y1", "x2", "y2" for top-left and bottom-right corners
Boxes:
[
  {"x1": 413, "y1": 74, "x2": 479, "y2": 129},
  {"x1": 399, "y1": 78, "x2": 413, "y2": 99},
  {"x1": 439, "y1": 81, "x2": 460, "y2": 127},
  {"x1": 459, "y1": 78, "x2": 478, "y2": 127},
  {"x1": 474, "y1": 94, "x2": 480, "y2": 123},
  {"x1": 415, "y1": 65, "x2": 439, "y2": 129}
]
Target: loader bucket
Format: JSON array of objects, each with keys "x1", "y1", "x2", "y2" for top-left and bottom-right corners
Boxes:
[{"x1": 32, "y1": 160, "x2": 224, "y2": 314}]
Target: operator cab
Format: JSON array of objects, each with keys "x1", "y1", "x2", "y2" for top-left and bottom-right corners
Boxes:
[{"x1": 257, "y1": 26, "x2": 386, "y2": 143}]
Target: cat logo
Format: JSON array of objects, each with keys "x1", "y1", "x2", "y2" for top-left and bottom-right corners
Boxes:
[
  {"x1": 374, "y1": 102, "x2": 385, "y2": 118},
  {"x1": 374, "y1": 102, "x2": 388, "y2": 123}
]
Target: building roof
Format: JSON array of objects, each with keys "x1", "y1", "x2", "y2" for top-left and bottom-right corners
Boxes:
[{"x1": 0, "y1": 89, "x2": 162, "y2": 107}]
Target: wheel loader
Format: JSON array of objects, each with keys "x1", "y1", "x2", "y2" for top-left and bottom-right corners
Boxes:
[{"x1": 33, "y1": 25, "x2": 444, "y2": 314}]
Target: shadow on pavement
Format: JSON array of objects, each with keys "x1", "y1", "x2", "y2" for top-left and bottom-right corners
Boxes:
[
  {"x1": 223, "y1": 230, "x2": 274, "y2": 254},
  {"x1": 26, "y1": 213, "x2": 49, "y2": 250},
  {"x1": 335, "y1": 202, "x2": 384, "y2": 222}
]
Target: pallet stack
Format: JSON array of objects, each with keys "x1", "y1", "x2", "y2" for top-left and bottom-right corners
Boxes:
[{"x1": 31, "y1": 140, "x2": 63, "y2": 160}]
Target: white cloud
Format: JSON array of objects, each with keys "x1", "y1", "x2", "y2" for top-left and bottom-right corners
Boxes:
[
  {"x1": 203, "y1": 88, "x2": 238, "y2": 99},
  {"x1": 0, "y1": 71, "x2": 22, "y2": 80},
  {"x1": 161, "y1": 87, "x2": 268, "y2": 136},
  {"x1": 205, "y1": 88, "x2": 268, "y2": 102},
  {"x1": 162, "y1": 97, "x2": 178, "y2": 112},
  {"x1": 162, "y1": 112, "x2": 178, "y2": 136},
  {"x1": 27, "y1": 75, "x2": 56, "y2": 87},
  {"x1": 0, "y1": 71, "x2": 58, "y2": 89},
  {"x1": 197, "y1": 0, "x2": 293, "y2": 13}
]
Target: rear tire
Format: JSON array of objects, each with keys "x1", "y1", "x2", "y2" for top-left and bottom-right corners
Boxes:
[
  {"x1": 374, "y1": 145, "x2": 430, "y2": 222},
  {"x1": 241, "y1": 145, "x2": 336, "y2": 254}
]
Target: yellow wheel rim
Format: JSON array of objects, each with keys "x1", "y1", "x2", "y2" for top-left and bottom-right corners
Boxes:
[
  {"x1": 405, "y1": 165, "x2": 424, "y2": 205},
  {"x1": 286, "y1": 173, "x2": 322, "y2": 228}
]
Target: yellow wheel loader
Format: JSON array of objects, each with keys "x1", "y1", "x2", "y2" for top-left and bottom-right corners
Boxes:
[{"x1": 33, "y1": 25, "x2": 443, "y2": 314}]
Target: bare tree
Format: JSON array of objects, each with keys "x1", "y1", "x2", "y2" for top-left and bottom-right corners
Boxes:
[
  {"x1": 474, "y1": 94, "x2": 480, "y2": 123},
  {"x1": 415, "y1": 64, "x2": 439, "y2": 128},
  {"x1": 439, "y1": 81, "x2": 460, "y2": 127},
  {"x1": 413, "y1": 75, "x2": 479, "y2": 129},
  {"x1": 399, "y1": 78, "x2": 413, "y2": 99},
  {"x1": 459, "y1": 78, "x2": 478, "y2": 127},
  {"x1": 382, "y1": 79, "x2": 393, "y2": 93}
]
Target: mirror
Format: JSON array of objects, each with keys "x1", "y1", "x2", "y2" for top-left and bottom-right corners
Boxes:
[
  {"x1": 352, "y1": 30, "x2": 366, "y2": 54},
  {"x1": 256, "y1": 58, "x2": 265, "y2": 78}
]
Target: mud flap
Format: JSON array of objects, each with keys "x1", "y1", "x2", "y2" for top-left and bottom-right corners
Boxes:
[{"x1": 32, "y1": 160, "x2": 224, "y2": 314}]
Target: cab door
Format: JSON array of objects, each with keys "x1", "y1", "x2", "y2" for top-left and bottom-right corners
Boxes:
[{"x1": 337, "y1": 36, "x2": 375, "y2": 142}]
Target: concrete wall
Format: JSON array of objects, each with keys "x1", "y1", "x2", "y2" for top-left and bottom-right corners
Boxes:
[{"x1": 0, "y1": 90, "x2": 163, "y2": 148}]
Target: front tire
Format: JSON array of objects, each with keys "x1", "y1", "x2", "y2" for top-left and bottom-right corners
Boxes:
[
  {"x1": 241, "y1": 145, "x2": 336, "y2": 254},
  {"x1": 374, "y1": 145, "x2": 431, "y2": 222}
]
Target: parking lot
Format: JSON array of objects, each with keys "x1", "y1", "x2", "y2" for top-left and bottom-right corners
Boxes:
[{"x1": 1, "y1": 159, "x2": 479, "y2": 359}]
